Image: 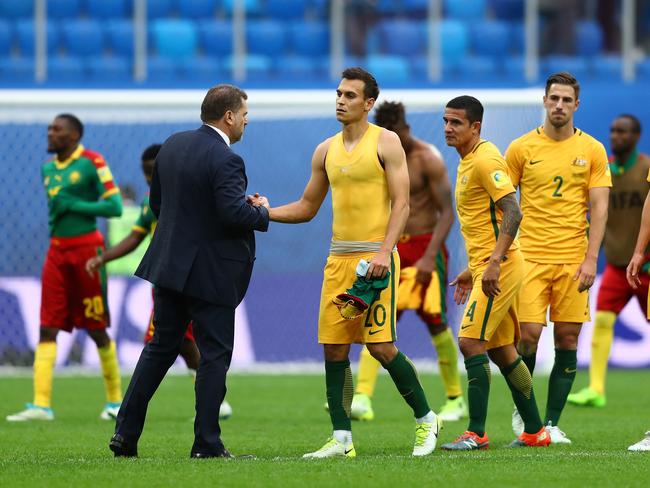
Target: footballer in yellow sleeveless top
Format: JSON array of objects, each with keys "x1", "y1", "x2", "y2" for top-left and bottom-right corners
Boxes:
[
  {"x1": 506, "y1": 126, "x2": 611, "y2": 323},
  {"x1": 455, "y1": 140, "x2": 524, "y2": 348},
  {"x1": 327, "y1": 123, "x2": 391, "y2": 242},
  {"x1": 320, "y1": 123, "x2": 400, "y2": 344}
]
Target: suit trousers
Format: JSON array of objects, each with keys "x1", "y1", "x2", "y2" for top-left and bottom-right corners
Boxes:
[{"x1": 115, "y1": 285, "x2": 235, "y2": 455}]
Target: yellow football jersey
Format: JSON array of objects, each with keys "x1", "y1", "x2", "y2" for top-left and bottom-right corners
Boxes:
[
  {"x1": 326, "y1": 123, "x2": 391, "y2": 242},
  {"x1": 506, "y1": 127, "x2": 611, "y2": 263},
  {"x1": 455, "y1": 140, "x2": 518, "y2": 271}
]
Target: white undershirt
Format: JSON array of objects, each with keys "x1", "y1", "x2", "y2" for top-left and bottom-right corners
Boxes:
[{"x1": 205, "y1": 124, "x2": 230, "y2": 147}]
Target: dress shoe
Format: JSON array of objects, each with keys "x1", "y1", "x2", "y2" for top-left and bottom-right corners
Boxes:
[{"x1": 109, "y1": 433, "x2": 138, "y2": 458}]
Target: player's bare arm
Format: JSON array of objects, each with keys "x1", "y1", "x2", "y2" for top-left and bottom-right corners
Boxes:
[
  {"x1": 575, "y1": 186, "x2": 609, "y2": 292},
  {"x1": 482, "y1": 192, "x2": 522, "y2": 297},
  {"x1": 268, "y1": 139, "x2": 331, "y2": 223},
  {"x1": 414, "y1": 148, "x2": 454, "y2": 285},
  {"x1": 366, "y1": 129, "x2": 410, "y2": 280},
  {"x1": 86, "y1": 231, "x2": 147, "y2": 276},
  {"x1": 627, "y1": 190, "x2": 650, "y2": 288}
]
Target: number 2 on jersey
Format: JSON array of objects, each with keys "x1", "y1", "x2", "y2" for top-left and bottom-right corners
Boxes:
[{"x1": 552, "y1": 176, "x2": 563, "y2": 197}]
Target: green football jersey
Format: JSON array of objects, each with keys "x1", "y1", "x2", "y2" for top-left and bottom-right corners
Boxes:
[
  {"x1": 133, "y1": 194, "x2": 157, "y2": 235},
  {"x1": 42, "y1": 144, "x2": 120, "y2": 237}
]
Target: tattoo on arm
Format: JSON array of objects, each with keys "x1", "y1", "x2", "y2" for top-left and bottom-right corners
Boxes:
[{"x1": 495, "y1": 193, "x2": 522, "y2": 238}]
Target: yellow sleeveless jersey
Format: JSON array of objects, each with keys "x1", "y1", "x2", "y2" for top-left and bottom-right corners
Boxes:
[
  {"x1": 326, "y1": 123, "x2": 390, "y2": 242},
  {"x1": 505, "y1": 127, "x2": 611, "y2": 264},
  {"x1": 455, "y1": 140, "x2": 518, "y2": 270}
]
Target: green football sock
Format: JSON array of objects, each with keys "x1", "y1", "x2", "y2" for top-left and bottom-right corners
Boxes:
[
  {"x1": 545, "y1": 349, "x2": 577, "y2": 426},
  {"x1": 522, "y1": 352, "x2": 537, "y2": 376},
  {"x1": 325, "y1": 360, "x2": 353, "y2": 431},
  {"x1": 384, "y1": 351, "x2": 430, "y2": 419},
  {"x1": 465, "y1": 354, "x2": 491, "y2": 437},
  {"x1": 501, "y1": 356, "x2": 543, "y2": 434}
]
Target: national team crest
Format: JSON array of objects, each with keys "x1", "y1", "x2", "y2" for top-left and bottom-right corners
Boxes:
[
  {"x1": 572, "y1": 155, "x2": 588, "y2": 167},
  {"x1": 69, "y1": 171, "x2": 81, "y2": 184}
]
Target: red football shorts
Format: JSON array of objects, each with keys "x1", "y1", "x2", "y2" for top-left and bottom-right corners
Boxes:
[
  {"x1": 143, "y1": 289, "x2": 195, "y2": 344},
  {"x1": 596, "y1": 263, "x2": 649, "y2": 316},
  {"x1": 41, "y1": 230, "x2": 109, "y2": 332}
]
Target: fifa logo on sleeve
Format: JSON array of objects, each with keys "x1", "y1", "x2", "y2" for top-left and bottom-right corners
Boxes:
[{"x1": 490, "y1": 170, "x2": 510, "y2": 188}]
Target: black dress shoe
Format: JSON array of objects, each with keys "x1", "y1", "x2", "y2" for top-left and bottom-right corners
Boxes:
[
  {"x1": 190, "y1": 449, "x2": 233, "y2": 459},
  {"x1": 109, "y1": 433, "x2": 138, "y2": 458}
]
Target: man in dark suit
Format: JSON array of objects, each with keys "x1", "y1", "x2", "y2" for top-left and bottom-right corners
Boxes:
[{"x1": 109, "y1": 84, "x2": 269, "y2": 459}]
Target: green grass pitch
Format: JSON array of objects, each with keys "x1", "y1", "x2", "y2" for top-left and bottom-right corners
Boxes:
[{"x1": 1, "y1": 370, "x2": 649, "y2": 487}]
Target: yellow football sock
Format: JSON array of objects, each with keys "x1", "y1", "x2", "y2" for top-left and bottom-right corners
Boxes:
[
  {"x1": 98, "y1": 341, "x2": 122, "y2": 403},
  {"x1": 34, "y1": 342, "x2": 57, "y2": 408},
  {"x1": 432, "y1": 328, "x2": 463, "y2": 398},
  {"x1": 589, "y1": 311, "x2": 616, "y2": 395},
  {"x1": 355, "y1": 346, "x2": 381, "y2": 397}
]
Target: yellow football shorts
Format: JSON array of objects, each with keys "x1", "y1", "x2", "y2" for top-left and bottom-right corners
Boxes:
[
  {"x1": 459, "y1": 250, "x2": 524, "y2": 350},
  {"x1": 518, "y1": 260, "x2": 590, "y2": 324},
  {"x1": 318, "y1": 251, "x2": 400, "y2": 344}
]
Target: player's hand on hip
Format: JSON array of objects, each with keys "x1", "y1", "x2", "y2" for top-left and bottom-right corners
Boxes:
[
  {"x1": 366, "y1": 250, "x2": 391, "y2": 280},
  {"x1": 626, "y1": 252, "x2": 644, "y2": 289},
  {"x1": 450, "y1": 268, "x2": 473, "y2": 305},
  {"x1": 481, "y1": 261, "x2": 501, "y2": 297},
  {"x1": 85, "y1": 256, "x2": 103, "y2": 276},
  {"x1": 414, "y1": 256, "x2": 435, "y2": 286},
  {"x1": 574, "y1": 257, "x2": 596, "y2": 293}
]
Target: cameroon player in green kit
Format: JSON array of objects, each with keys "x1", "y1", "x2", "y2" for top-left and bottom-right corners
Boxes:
[{"x1": 7, "y1": 114, "x2": 124, "y2": 422}]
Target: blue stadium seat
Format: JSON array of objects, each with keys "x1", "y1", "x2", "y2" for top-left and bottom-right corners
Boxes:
[
  {"x1": 576, "y1": 21, "x2": 603, "y2": 57},
  {"x1": 411, "y1": 57, "x2": 457, "y2": 80},
  {"x1": 457, "y1": 56, "x2": 498, "y2": 78},
  {"x1": 445, "y1": 0, "x2": 486, "y2": 20},
  {"x1": 490, "y1": 0, "x2": 524, "y2": 20},
  {"x1": 0, "y1": 21, "x2": 11, "y2": 57},
  {"x1": 378, "y1": 20, "x2": 426, "y2": 57},
  {"x1": 401, "y1": 0, "x2": 428, "y2": 14},
  {"x1": 508, "y1": 21, "x2": 525, "y2": 54},
  {"x1": 105, "y1": 20, "x2": 133, "y2": 57},
  {"x1": 307, "y1": 0, "x2": 328, "y2": 18},
  {"x1": 147, "y1": 56, "x2": 180, "y2": 82},
  {"x1": 246, "y1": 20, "x2": 286, "y2": 56},
  {"x1": 15, "y1": 20, "x2": 60, "y2": 56},
  {"x1": 87, "y1": 0, "x2": 130, "y2": 19},
  {"x1": 178, "y1": 0, "x2": 219, "y2": 19},
  {"x1": 288, "y1": 21, "x2": 328, "y2": 57},
  {"x1": 87, "y1": 56, "x2": 131, "y2": 82},
  {"x1": 48, "y1": 0, "x2": 82, "y2": 19},
  {"x1": 471, "y1": 20, "x2": 509, "y2": 57},
  {"x1": 637, "y1": 59, "x2": 650, "y2": 80},
  {"x1": 151, "y1": 20, "x2": 198, "y2": 60},
  {"x1": 543, "y1": 55, "x2": 590, "y2": 79},
  {"x1": 222, "y1": 0, "x2": 262, "y2": 16},
  {"x1": 223, "y1": 54, "x2": 272, "y2": 79},
  {"x1": 441, "y1": 20, "x2": 469, "y2": 64},
  {"x1": 276, "y1": 56, "x2": 321, "y2": 79},
  {"x1": 592, "y1": 55, "x2": 621, "y2": 78},
  {"x1": 147, "y1": 0, "x2": 175, "y2": 18},
  {"x1": 181, "y1": 56, "x2": 225, "y2": 81},
  {"x1": 266, "y1": 0, "x2": 308, "y2": 19},
  {"x1": 48, "y1": 57, "x2": 85, "y2": 82},
  {"x1": 366, "y1": 54, "x2": 411, "y2": 83},
  {"x1": 61, "y1": 20, "x2": 105, "y2": 57},
  {"x1": 375, "y1": 0, "x2": 400, "y2": 15},
  {"x1": 503, "y1": 56, "x2": 526, "y2": 78},
  {"x1": 0, "y1": 57, "x2": 33, "y2": 82},
  {"x1": 198, "y1": 20, "x2": 233, "y2": 56},
  {"x1": 0, "y1": 1, "x2": 33, "y2": 19}
]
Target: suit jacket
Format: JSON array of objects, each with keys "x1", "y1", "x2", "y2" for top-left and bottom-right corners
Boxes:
[{"x1": 135, "y1": 125, "x2": 269, "y2": 307}]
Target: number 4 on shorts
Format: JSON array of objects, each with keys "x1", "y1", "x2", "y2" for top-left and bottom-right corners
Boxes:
[{"x1": 465, "y1": 301, "x2": 477, "y2": 322}]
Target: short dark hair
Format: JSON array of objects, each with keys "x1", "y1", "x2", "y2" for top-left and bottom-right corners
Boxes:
[
  {"x1": 200, "y1": 84, "x2": 248, "y2": 123},
  {"x1": 374, "y1": 101, "x2": 407, "y2": 129},
  {"x1": 617, "y1": 114, "x2": 642, "y2": 134},
  {"x1": 342, "y1": 67, "x2": 379, "y2": 100},
  {"x1": 141, "y1": 144, "x2": 162, "y2": 161},
  {"x1": 445, "y1": 96, "x2": 484, "y2": 124},
  {"x1": 545, "y1": 71, "x2": 580, "y2": 100},
  {"x1": 55, "y1": 113, "x2": 83, "y2": 139}
]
